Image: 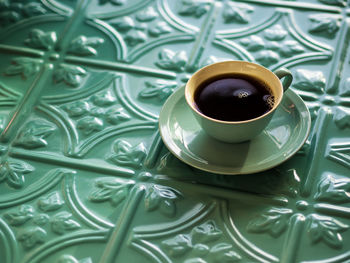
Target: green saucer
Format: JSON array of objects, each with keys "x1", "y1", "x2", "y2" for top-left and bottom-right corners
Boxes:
[{"x1": 159, "y1": 86, "x2": 311, "y2": 175}]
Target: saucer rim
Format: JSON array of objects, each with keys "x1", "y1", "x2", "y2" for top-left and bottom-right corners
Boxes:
[{"x1": 159, "y1": 86, "x2": 311, "y2": 175}]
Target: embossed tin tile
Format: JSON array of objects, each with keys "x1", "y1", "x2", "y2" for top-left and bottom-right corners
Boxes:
[{"x1": 0, "y1": 0, "x2": 350, "y2": 262}]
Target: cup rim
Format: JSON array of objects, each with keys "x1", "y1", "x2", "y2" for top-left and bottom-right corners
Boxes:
[{"x1": 185, "y1": 60, "x2": 283, "y2": 124}]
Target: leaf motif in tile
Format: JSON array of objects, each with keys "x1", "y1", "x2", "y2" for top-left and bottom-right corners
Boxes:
[
  {"x1": 0, "y1": 159, "x2": 34, "y2": 188},
  {"x1": 333, "y1": 107, "x2": 350, "y2": 129},
  {"x1": 99, "y1": 0, "x2": 125, "y2": 6},
  {"x1": 318, "y1": 0, "x2": 346, "y2": 6},
  {"x1": 108, "y1": 139, "x2": 147, "y2": 168},
  {"x1": 255, "y1": 50, "x2": 280, "y2": 67},
  {"x1": 340, "y1": 78, "x2": 350, "y2": 96},
  {"x1": 91, "y1": 90, "x2": 116, "y2": 107},
  {"x1": 0, "y1": 2, "x2": 46, "y2": 27},
  {"x1": 22, "y1": 2, "x2": 47, "y2": 16},
  {"x1": 144, "y1": 184, "x2": 181, "y2": 217},
  {"x1": 89, "y1": 177, "x2": 134, "y2": 206},
  {"x1": 56, "y1": 255, "x2": 92, "y2": 263},
  {"x1": 0, "y1": 11, "x2": 20, "y2": 27},
  {"x1": 136, "y1": 6, "x2": 158, "y2": 22},
  {"x1": 191, "y1": 220, "x2": 222, "y2": 244},
  {"x1": 124, "y1": 30, "x2": 147, "y2": 46},
  {"x1": 327, "y1": 143, "x2": 350, "y2": 169},
  {"x1": 140, "y1": 80, "x2": 178, "y2": 101},
  {"x1": 50, "y1": 211, "x2": 80, "y2": 235},
  {"x1": 178, "y1": 0, "x2": 212, "y2": 18},
  {"x1": 264, "y1": 24, "x2": 287, "y2": 41},
  {"x1": 111, "y1": 16, "x2": 135, "y2": 32},
  {"x1": 4, "y1": 57, "x2": 42, "y2": 78},
  {"x1": 309, "y1": 14, "x2": 342, "y2": 38},
  {"x1": 0, "y1": 9, "x2": 21, "y2": 27},
  {"x1": 240, "y1": 35, "x2": 265, "y2": 51},
  {"x1": 246, "y1": 208, "x2": 293, "y2": 237},
  {"x1": 37, "y1": 191, "x2": 65, "y2": 212},
  {"x1": 279, "y1": 40, "x2": 304, "y2": 57},
  {"x1": 207, "y1": 243, "x2": 241, "y2": 262},
  {"x1": 33, "y1": 213, "x2": 49, "y2": 226},
  {"x1": 17, "y1": 226, "x2": 47, "y2": 249},
  {"x1": 76, "y1": 116, "x2": 104, "y2": 135},
  {"x1": 192, "y1": 244, "x2": 209, "y2": 257},
  {"x1": 24, "y1": 29, "x2": 57, "y2": 50},
  {"x1": 63, "y1": 101, "x2": 91, "y2": 118},
  {"x1": 161, "y1": 234, "x2": 192, "y2": 257},
  {"x1": 3, "y1": 205, "x2": 34, "y2": 226},
  {"x1": 148, "y1": 21, "x2": 172, "y2": 37},
  {"x1": 53, "y1": 64, "x2": 87, "y2": 87},
  {"x1": 68, "y1": 36, "x2": 104, "y2": 56},
  {"x1": 156, "y1": 49, "x2": 188, "y2": 72},
  {"x1": 222, "y1": 2, "x2": 254, "y2": 24},
  {"x1": 306, "y1": 214, "x2": 349, "y2": 248},
  {"x1": 160, "y1": 220, "x2": 240, "y2": 261},
  {"x1": 105, "y1": 107, "x2": 131, "y2": 125},
  {"x1": 314, "y1": 174, "x2": 350, "y2": 203},
  {"x1": 14, "y1": 119, "x2": 56, "y2": 149},
  {"x1": 89, "y1": 107, "x2": 105, "y2": 117},
  {"x1": 293, "y1": 69, "x2": 326, "y2": 93}
]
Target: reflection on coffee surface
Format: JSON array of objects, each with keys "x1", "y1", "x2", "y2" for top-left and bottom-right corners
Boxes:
[{"x1": 194, "y1": 74, "x2": 274, "y2": 122}]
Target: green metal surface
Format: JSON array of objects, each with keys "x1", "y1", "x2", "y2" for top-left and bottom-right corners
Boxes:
[{"x1": 0, "y1": 0, "x2": 349, "y2": 262}]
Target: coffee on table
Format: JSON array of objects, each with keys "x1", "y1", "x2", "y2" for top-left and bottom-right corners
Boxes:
[{"x1": 194, "y1": 74, "x2": 274, "y2": 122}]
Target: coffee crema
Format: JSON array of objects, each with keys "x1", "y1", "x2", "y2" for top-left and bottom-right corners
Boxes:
[{"x1": 194, "y1": 74, "x2": 274, "y2": 122}]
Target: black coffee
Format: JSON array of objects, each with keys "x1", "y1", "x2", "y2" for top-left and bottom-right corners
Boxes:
[{"x1": 194, "y1": 74, "x2": 274, "y2": 121}]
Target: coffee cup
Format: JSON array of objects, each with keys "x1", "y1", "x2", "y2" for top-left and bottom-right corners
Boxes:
[{"x1": 185, "y1": 61, "x2": 293, "y2": 143}]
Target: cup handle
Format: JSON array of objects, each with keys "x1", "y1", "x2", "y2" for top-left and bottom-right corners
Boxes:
[{"x1": 273, "y1": 68, "x2": 293, "y2": 92}]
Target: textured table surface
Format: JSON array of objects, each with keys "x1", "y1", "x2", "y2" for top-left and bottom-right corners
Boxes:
[{"x1": 0, "y1": 0, "x2": 350, "y2": 262}]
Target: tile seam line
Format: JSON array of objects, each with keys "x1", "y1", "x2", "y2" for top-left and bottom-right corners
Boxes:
[
  {"x1": 0, "y1": 64, "x2": 51, "y2": 142},
  {"x1": 186, "y1": 2, "x2": 220, "y2": 70},
  {"x1": 301, "y1": 109, "x2": 331, "y2": 197},
  {"x1": 98, "y1": 187, "x2": 144, "y2": 263},
  {"x1": 55, "y1": 0, "x2": 90, "y2": 51},
  {"x1": 327, "y1": 14, "x2": 350, "y2": 93},
  {"x1": 0, "y1": 44, "x2": 44, "y2": 57},
  {"x1": 64, "y1": 56, "x2": 177, "y2": 79},
  {"x1": 9, "y1": 148, "x2": 135, "y2": 177}
]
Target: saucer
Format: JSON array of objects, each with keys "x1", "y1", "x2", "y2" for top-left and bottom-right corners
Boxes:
[{"x1": 159, "y1": 86, "x2": 311, "y2": 175}]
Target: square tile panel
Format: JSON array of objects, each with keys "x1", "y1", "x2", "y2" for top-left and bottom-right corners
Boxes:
[{"x1": 0, "y1": 0, "x2": 349, "y2": 262}]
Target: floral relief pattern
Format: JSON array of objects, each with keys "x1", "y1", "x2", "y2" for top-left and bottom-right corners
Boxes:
[
  {"x1": 4, "y1": 57, "x2": 43, "y2": 79},
  {"x1": 308, "y1": 14, "x2": 342, "y2": 38},
  {"x1": 110, "y1": 6, "x2": 172, "y2": 47},
  {"x1": 222, "y1": 2, "x2": 254, "y2": 24},
  {"x1": 327, "y1": 144, "x2": 350, "y2": 170},
  {"x1": 178, "y1": 0, "x2": 212, "y2": 18},
  {"x1": 0, "y1": 157, "x2": 34, "y2": 189},
  {"x1": 2, "y1": 191, "x2": 80, "y2": 249},
  {"x1": 138, "y1": 49, "x2": 228, "y2": 103},
  {"x1": 161, "y1": 220, "x2": 241, "y2": 262},
  {"x1": 62, "y1": 89, "x2": 131, "y2": 136},
  {"x1": 4, "y1": 29, "x2": 104, "y2": 88},
  {"x1": 89, "y1": 177, "x2": 135, "y2": 207},
  {"x1": 107, "y1": 139, "x2": 147, "y2": 168},
  {"x1": 89, "y1": 176, "x2": 182, "y2": 217},
  {"x1": 239, "y1": 24, "x2": 304, "y2": 67},
  {"x1": 0, "y1": 0, "x2": 349, "y2": 262},
  {"x1": 246, "y1": 171, "x2": 350, "y2": 249},
  {"x1": 0, "y1": 0, "x2": 46, "y2": 28},
  {"x1": 14, "y1": 119, "x2": 56, "y2": 149}
]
